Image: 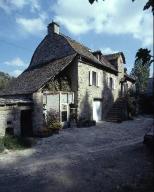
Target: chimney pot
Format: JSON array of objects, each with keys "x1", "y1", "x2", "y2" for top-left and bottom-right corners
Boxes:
[{"x1": 48, "y1": 21, "x2": 60, "y2": 35}]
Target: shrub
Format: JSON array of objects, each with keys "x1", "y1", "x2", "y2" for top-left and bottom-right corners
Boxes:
[
  {"x1": 0, "y1": 135, "x2": 33, "y2": 151},
  {"x1": 46, "y1": 109, "x2": 62, "y2": 130},
  {"x1": 0, "y1": 137, "x2": 4, "y2": 152},
  {"x1": 77, "y1": 118, "x2": 96, "y2": 127}
]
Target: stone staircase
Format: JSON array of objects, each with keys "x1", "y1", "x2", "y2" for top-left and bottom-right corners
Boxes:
[{"x1": 106, "y1": 97, "x2": 128, "y2": 122}]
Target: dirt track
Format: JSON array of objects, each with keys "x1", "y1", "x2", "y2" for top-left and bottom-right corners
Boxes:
[{"x1": 0, "y1": 116, "x2": 153, "y2": 192}]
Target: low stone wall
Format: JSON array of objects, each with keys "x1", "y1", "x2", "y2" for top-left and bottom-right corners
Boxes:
[
  {"x1": 0, "y1": 106, "x2": 20, "y2": 137},
  {"x1": 0, "y1": 105, "x2": 31, "y2": 137}
]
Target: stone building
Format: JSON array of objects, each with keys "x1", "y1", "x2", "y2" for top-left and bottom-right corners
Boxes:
[{"x1": 0, "y1": 22, "x2": 135, "y2": 137}]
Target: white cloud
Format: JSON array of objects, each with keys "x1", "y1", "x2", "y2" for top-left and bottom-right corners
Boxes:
[
  {"x1": 16, "y1": 14, "x2": 46, "y2": 35},
  {"x1": 0, "y1": 0, "x2": 40, "y2": 13},
  {"x1": 11, "y1": 69, "x2": 23, "y2": 77},
  {"x1": 4, "y1": 57, "x2": 26, "y2": 67},
  {"x1": 100, "y1": 47, "x2": 118, "y2": 54},
  {"x1": 52, "y1": 0, "x2": 153, "y2": 46}
]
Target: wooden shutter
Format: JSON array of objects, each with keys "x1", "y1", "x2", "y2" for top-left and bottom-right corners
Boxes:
[
  {"x1": 107, "y1": 76, "x2": 110, "y2": 87},
  {"x1": 113, "y1": 78, "x2": 116, "y2": 89},
  {"x1": 97, "y1": 72, "x2": 101, "y2": 87},
  {"x1": 89, "y1": 70, "x2": 92, "y2": 86}
]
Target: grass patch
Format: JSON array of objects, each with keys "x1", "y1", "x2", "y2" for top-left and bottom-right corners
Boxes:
[
  {"x1": 0, "y1": 135, "x2": 34, "y2": 152},
  {"x1": 0, "y1": 138, "x2": 5, "y2": 152}
]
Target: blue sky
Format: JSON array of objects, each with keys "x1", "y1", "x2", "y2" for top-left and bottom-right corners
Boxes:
[{"x1": 0, "y1": 0, "x2": 153, "y2": 77}]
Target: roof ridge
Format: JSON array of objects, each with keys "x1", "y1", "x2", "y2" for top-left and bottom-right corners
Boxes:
[{"x1": 60, "y1": 33, "x2": 91, "y2": 51}]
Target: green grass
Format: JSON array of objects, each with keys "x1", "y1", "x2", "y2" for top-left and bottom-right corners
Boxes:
[
  {"x1": 0, "y1": 135, "x2": 33, "y2": 152},
  {"x1": 0, "y1": 138, "x2": 5, "y2": 152}
]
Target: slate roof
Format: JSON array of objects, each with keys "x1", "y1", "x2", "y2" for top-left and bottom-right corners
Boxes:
[
  {"x1": 124, "y1": 74, "x2": 135, "y2": 82},
  {"x1": 64, "y1": 35, "x2": 118, "y2": 72},
  {"x1": 104, "y1": 52, "x2": 126, "y2": 64},
  {"x1": 0, "y1": 98, "x2": 32, "y2": 106},
  {"x1": 0, "y1": 54, "x2": 77, "y2": 96},
  {"x1": 29, "y1": 34, "x2": 75, "y2": 69},
  {"x1": 0, "y1": 28, "x2": 121, "y2": 96},
  {"x1": 29, "y1": 33, "x2": 118, "y2": 73}
]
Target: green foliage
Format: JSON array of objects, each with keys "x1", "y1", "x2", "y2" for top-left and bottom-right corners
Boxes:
[
  {"x1": 133, "y1": 0, "x2": 154, "y2": 14},
  {"x1": 0, "y1": 71, "x2": 15, "y2": 90},
  {"x1": 89, "y1": 0, "x2": 154, "y2": 14},
  {"x1": 43, "y1": 76, "x2": 71, "y2": 92},
  {"x1": 127, "y1": 95, "x2": 137, "y2": 116},
  {"x1": 0, "y1": 135, "x2": 33, "y2": 152},
  {"x1": 0, "y1": 138, "x2": 5, "y2": 152},
  {"x1": 46, "y1": 109, "x2": 62, "y2": 130},
  {"x1": 131, "y1": 48, "x2": 153, "y2": 94},
  {"x1": 89, "y1": 0, "x2": 98, "y2": 4},
  {"x1": 135, "y1": 48, "x2": 152, "y2": 66},
  {"x1": 77, "y1": 117, "x2": 96, "y2": 127}
]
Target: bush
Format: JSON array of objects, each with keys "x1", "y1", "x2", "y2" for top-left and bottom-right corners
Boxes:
[
  {"x1": 77, "y1": 118, "x2": 96, "y2": 127},
  {"x1": 0, "y1": 135, "x2": 33, "y2": 152},
  {"x1": 0, "y1": 137, "x2": 4, "y2": 152},
  {"x1": 46, "y1": 109, "x2": 62, "y2": 130}
]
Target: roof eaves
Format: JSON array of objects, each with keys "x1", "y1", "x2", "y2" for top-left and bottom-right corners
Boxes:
[
  {"x1": 33, "y1": 53, "x2": 77, "y2": 92},
  {"x1": 79, "y1": 54, "x2": 118, "y2": 73}
]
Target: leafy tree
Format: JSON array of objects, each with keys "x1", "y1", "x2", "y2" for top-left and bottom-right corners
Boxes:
[
  {"x1": 131, "y1": 48, "x2": 153, "y2": 94},
  {"x1": 0, "y1": 71, "x2": 14, "y2": 90},
  {"x1": 133, "y1": 0, "x2": 154, "y2": 14},
  {"x1": 89, "y1": 0, "x2": 154, "y2": 14}
]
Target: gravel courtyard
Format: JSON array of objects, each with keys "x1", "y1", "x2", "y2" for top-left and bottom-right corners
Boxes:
[{"x1": 0, "y1": 115, "x2": 153, "y2": 192}]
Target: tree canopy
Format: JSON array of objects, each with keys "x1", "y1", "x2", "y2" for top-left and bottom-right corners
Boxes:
[
  {"x1": 0, "y1": 71, "x2": 14, "y2": 90},
  {"x1": 131, "y1": 48, "x2": 153, "y2": 94},
  {"x1": 89, "y1": 0, "x2": 154, "y2": 14}
]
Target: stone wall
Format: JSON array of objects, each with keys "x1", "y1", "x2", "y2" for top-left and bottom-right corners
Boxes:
[
  {"x1": 77, "y1": 60, "x2": 123, "y2": 120},
  {"x1": 0, "y1": 107, "x2": 13, "y2": 137},
  {"x1": 32, "y1": 91, "x2": 44, "y2": 135},
  {"x1": 0, "y1": 106, "x2": 23, "y2": 137}
]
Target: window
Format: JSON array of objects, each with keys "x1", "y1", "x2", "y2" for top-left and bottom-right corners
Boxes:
[
  {"x1": 89, "y1": 71, "x2": 101, "y2": 87},
  {"x1": 61, "y1": 104, "x2": 67, "y2": 122},
  {"x1": 109, "y1": 77, "x2": 113, "y2": 89},
  {"x1": 68, "y1": 93, "x2": 74, "y2": 104},
  {"x1": 61, "y1": 93, "x2": 68, "y2": 103},
  {"x1": 92, "y1": 71, "x2": 97, "y2": 86}
]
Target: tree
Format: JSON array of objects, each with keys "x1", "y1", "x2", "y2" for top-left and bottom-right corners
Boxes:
[
  {"x1": 133, "y1": 0, "x2": 154, "y2": 14},
  {"x1": 89, "y1": 0, "x2": 154, "y2": 14},
  {"x1": 0, "y1": 71, "x2": 14, "y2": 90},
  {"x1": 131, "y1": 48, "x2": 153, "y2": 94}
]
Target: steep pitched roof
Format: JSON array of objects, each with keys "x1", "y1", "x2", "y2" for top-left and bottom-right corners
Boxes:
[
  {"x1": 63, "y1": 35, "x2": 100, "y2": 64},
  {"x1": 0, "y1": 54, "x2": 76, "y2": 96},
  {"x1": 29, "y1": 34, "x2": 75, "y2": 69},
  {"x1": 104, "y1": 52, "x2": 126, "y2": 64},
  {"x1": 29, "y1": 33, "x2": 117, "y2": 73},
  {"x1": 124, "y1": 74, "x2": 135, "y2": 82}
]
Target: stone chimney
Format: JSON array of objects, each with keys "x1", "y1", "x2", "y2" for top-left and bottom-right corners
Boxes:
[
  {"x1": 93, "y1": 50, "x2": 102, "y2": 61},
  {"x1": 48, "y1": 21, "x2": 60, "y2": 35}
]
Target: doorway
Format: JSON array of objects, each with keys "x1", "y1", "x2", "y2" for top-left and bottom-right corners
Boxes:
[
  {"x1": 93, "y1": 100, "x2": 102, "y2": 122},
  {"x1": 20, "y1": 110, "x2": 33, "y2": 136}
]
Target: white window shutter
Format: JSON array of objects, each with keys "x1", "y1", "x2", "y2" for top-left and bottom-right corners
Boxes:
[
  {"x1": 89, "y1": 70, "x2": 92, "y2": 86},
  {"x1": 97, "y1": 72, "x2": 101, "y2": 87},
  {"x1": 107, "y1": 76, "x2": 110, "y2": 87},
  {"x1": 113, "y1": 78, "x2": 116, "y2": 89}
]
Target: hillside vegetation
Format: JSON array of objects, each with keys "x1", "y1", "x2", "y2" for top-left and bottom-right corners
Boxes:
[{"x1": 0, "y1": 71, "x2": 15, "y2": 90}]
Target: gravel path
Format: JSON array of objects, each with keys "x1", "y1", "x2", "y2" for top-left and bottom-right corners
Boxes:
[{"x1": 0, "y1": 115, "x2": 153, "y2": 192}]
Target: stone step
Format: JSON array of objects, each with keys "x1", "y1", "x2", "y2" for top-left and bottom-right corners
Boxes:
[{"x1": 106, "y1": 97, "x2": 128, "y2": 122}]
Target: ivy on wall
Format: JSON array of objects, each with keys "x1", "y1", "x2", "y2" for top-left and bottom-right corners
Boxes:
[{"x1": 43, "y1": 76, "x2": 71, "y2": 92}]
